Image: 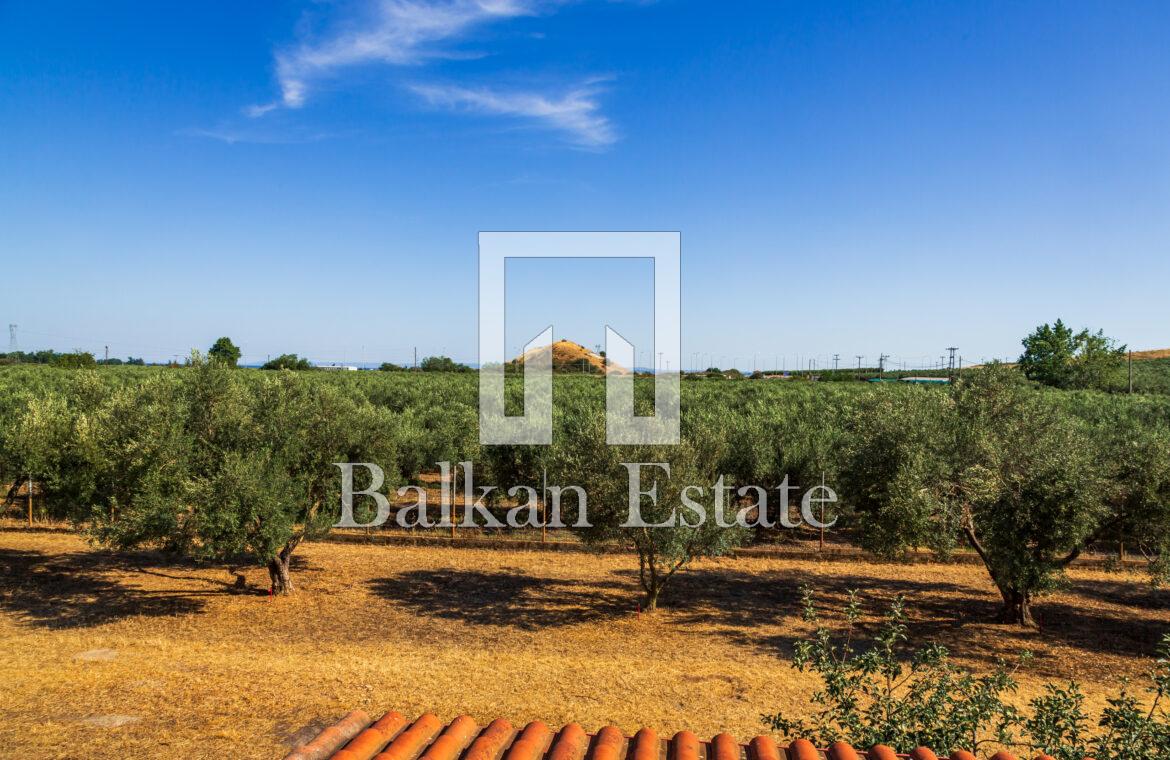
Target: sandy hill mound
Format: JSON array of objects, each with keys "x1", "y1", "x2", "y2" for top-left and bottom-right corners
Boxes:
[
  {"x1": 1130, "y1": 348, "x2": 1170, "y2": 361},
  {"x1": 512, "y1": 339, "x2": 629, "y2": 375}
]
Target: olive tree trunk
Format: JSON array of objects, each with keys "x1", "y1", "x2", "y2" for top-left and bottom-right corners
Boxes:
[
  {"x1": 963, "y1": 524, "x2": 1039, "y2": 628},
  {"x1": 997, "y1": 586, "x2": 1036, "y2": 627},
  {"x1": 636, "y1": 542, "x2": 686, "y2": 613},
  {"x1": 267, "y1": 542, "x2": 296, "y2": 595}
]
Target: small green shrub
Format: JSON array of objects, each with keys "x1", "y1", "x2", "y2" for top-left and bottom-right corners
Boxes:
[{"x1": 764, "y1": 589, "x2": 1170, "y2": 759}]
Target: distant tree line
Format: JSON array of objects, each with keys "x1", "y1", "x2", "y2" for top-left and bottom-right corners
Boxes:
[
  {"x1": 0, "y1": 350, "x2": 144, "y2": 367},
  {"x1": 379, "y1": 356, "x2": 471, "y2": 372}
]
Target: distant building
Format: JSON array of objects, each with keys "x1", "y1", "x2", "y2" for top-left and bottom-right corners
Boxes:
[
  {"x1": 317, "y1": 364, "x2": 358, "y2": 371},
  {"x1": 900, "y1": 376, "x2": 950, "y2": 384}
]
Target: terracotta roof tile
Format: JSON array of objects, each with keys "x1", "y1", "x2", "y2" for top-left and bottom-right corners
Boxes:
[
  {"x1": 787, "y1": 738, "x2": 820, "y2": 760},
  {"x1": 547, "y1": 723, "x2": 590, "y2": 760},
  {"x1": 281, "y1": 711, "x2": 1063, "y2": 760},
  {"x1": 867, "y1": 746, "x2": 899, "y2": 760},
  {"x1": 749, "y1": 735, "x2": 781, "y2": 760},
  {"x1": 673, "y1": 730, "x2": 702, "y2": 760},
  {"x1": 506, "y1": 721, "x2": 554, "y2": 760}
]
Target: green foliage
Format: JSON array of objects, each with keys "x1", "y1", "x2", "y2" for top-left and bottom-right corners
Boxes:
[
  {"x1": 261, "y1": 353, "x2": 313, "y2": 371},
  {"x1": 208, "y1": 336, "x2": 241, "y2": 367},
  {"x1": 378, "y1": 362, "x2": 405, "y2": 371},
  {"x1": 84, "y1": 359, "x2": 398, "y2": 591},
  {"x1": 1022, "y1": 634, "x2": 1170, "y2": 760},
  {"x1": 766, "y1": 590, "x2": 1170, "y2": 759},
  {"x1": 844, "y1": 365, "x2": 1112, "y2": 624},
  {"x1": 1, "y1": 349, "x2": 89, "y2": 365},
  {"x1": 419, "y1": 355, "x2": 471, "y2": 372},
  {"x1": 0, "y1": 361, "x2": 397, "y2": 591},
  {"x1": 1128, "y1": 358, "x2": 1170, "y2": 395},
  {"x1": 1020, "y1": 319, "x2": 1126, "y2": 390},
  {"x1": 1, "y1": 361, "x2": 1169, "y2": 611},
  {"x1": 52, "y1": 352, "x2": 97, "y2": 369},
  {"x1": 764, "y1": 588, "x2": 1023, "y2": 753}
]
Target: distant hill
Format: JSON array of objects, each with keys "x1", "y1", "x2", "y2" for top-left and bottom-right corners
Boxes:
[
  {"x1": 1129, "y1": 348, "x2": 1170, "y2": 361},
  {"x1": 511, "y1": 339, "x2": 630, "y2": 375}
]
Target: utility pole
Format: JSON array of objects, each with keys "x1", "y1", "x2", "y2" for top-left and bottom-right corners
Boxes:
[
  {"x1": 413, "y1": 346, "x2": 418, "y2": 370},
  {"x1": 8, "y1": 324, "x2": 17, "y2": 352},
  {"x1": 855, "y1": 355, "x2": 864, "y2": 380},
  {"x1": 879, "y1": 354, "x2": 889, "y2": 378},
  {"x1": 946, "y1": 346, "x2": 958, "y2": 380},
  {"x1": 104, "y1": 345, "x2": 109, "y2": 363},
  {"x1": 833, "y1": 353, "x2": 840, "y2": 373}
]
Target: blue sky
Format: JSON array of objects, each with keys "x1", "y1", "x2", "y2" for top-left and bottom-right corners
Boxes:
[{"x1": 2, "y1": 1, "x2": 1168, "y2": 368}]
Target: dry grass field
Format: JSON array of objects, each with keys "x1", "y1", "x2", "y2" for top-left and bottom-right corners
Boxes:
[{"x1": 1, "y1": 529, "x2": 1168, "y2": 760}]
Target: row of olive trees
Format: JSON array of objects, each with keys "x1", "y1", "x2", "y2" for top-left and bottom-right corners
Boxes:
[
  {"x1": 3, "y1": 362, "x2": 1169, "y2": 618},
  {"x1": 0, "y1": 357, "x2": 400, "y2": 592},
  {"x1": 461, "y1": 367, "x2": 1169, "y2": 620}
]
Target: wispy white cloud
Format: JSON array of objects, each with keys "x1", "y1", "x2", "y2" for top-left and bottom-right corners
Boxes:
[
  {"x1": 253, "y1": 0, "x2": 540, "y2": 114},
  {"x1": 410, "y1": 79, "x2": 616, "y2": 147},
  {"x1": 176, "y1": 125, "x2": 336, "y2": 146},
  {"x1": 246, "y1": 0, "x2": 621, "y2": 149}
]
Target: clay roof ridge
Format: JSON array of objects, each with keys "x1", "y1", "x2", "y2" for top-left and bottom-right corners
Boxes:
[{"x1": 285, "y1": 711, "x2": 1092, "y2": 760}]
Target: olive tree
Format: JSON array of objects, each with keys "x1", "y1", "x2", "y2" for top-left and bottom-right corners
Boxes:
[
  {"x1": 0, "y1": 371, "x2": 108, "y2": 523},
  {"x1": 88, "y1": 358, "x2": 398, "y2": 593},
  {"x1": 844, "y1": 366, "x2": 1105, "y2": 625},
  {"x1": 1086, "y1": 402, "x2": 1170, "y2": 576},
  {"x1": 549, "y1": 398, "x2": 750, "y2": 611}
]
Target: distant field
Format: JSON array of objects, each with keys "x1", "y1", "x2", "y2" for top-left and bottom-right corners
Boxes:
[{"x1": 2, "y1": 531, "x2": 1168, "y2": 759}]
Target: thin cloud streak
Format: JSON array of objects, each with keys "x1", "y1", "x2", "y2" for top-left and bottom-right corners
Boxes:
[
  {"x1": 176, "y1": 126, "x2": 337, "y2": 146},
  {"x1": 409, "y1": 80, "x2": 617, "y2": 147},
  {"x1": 254, "y1": 0, "x2": 540, "y2": 113}
]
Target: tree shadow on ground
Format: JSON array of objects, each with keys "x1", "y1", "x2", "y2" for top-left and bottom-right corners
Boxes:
[
  {"x1": 0, "y1": 546, "x2": 256, "y2": 629},
  {"x1": 1065, "y1": 573, "x2": 1170, "y2": 610},
  {"x1": 654, "y1": 566, "x2": 1169, "y2": 671},
  {"x1": 368, "y1": 568, "x2": 632, "y2": 630},
  {"x1": 370, "y1": 561, "x2": 1169, "y2": 671}
]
